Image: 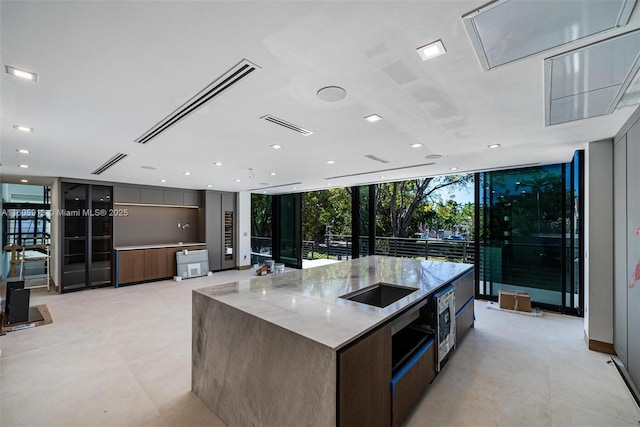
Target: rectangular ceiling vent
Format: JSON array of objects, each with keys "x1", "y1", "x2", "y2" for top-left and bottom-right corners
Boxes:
[
  {"x1": 260, "y1": 115, "x2": 313, "y2": 136},
  {"x1": 364, "y1": 154, "x2": 390, "y2": 164},
  {"x1": 135, "y1": 59, "x2": 261, "y2": 144},
  {"x1": 326, "y1": 162, "x2": 435, "y2": 180},
  {"x1": 92, "y1": 153, "x2": 128, "y2": 175},
  {"x1": 247, "y1": 182, "x2": 303, "y2": 191}
]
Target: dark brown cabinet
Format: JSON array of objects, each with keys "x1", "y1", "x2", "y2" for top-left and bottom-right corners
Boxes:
[
  {"x1": 144, "y1": 248, "x2": 168, "y2": 280},
  {"x1": 338, "y1": 323, "x2": 392, "y2": 427},
  {"x1": 452, "y1": 270, "x2": 475, "y2": 345},
  {"x1": 118, "y1": 250, "x2": 144, "y2": 284},
  {"x1": 117, "y1": 245, "x2": 207, "y2": 286},
  {"x1": 392, "y1": 341, "x2": 436, "y2": 427}
]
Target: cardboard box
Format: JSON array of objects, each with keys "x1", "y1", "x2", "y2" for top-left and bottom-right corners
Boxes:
[{"x1": 498, "y1": 290, "x2": 531, "y2": 312}]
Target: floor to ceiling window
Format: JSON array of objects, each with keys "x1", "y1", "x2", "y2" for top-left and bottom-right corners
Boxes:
[{"x1": 476, "y1": 151, "x2": 584, "y2": 314}]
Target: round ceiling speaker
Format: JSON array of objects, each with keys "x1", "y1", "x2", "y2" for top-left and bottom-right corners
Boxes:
[{"x1": 317, "y1": 86, "x2": 347, "y2": 102}]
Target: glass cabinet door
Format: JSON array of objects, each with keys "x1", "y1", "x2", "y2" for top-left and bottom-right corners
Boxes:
[
  {"x1": 62, "y1": 183, "x2": 88, "y2": 289},
  {"x1": 90, "y1": 185, "x2": 113, "y2": 286}
]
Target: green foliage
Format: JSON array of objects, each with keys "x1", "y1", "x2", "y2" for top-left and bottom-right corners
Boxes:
[
  {"x1": 375, "y1": 174, "x2": 474, "y2": 237},
  {"x1": 303, "y1": 188, "x2": 351, "y2": 243},
  {"x1": 251, "y1": 194, "x2": 272, "y2": 237}
]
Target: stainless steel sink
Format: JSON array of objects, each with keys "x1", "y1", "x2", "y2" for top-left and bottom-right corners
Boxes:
[{"x1": 339, "y1": 283, "x2": 418, "y2": 308}]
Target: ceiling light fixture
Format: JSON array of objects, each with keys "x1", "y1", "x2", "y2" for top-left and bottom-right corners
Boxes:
[
  {"x1": 450, "y1": 167, "x2": 458, "y2": 171},
  {"x1": 19, "y1": 164, "x2": 29, "y2": 168},
  {"x1": 16, "y1": 149, "x2": 30, "y2": 154},
  {"x1": 410, "y1": 143, "x2": 423, "y2": 148},
  {"x1": 269, "y1": 172, "x2": 276, "y2": 176},
  {"x1": 364, "y1": 114, "x2": 383, "y2": 123},
  {"x1": 326, "y1": 160, "x2": 335, "y2": 164},
  {"x1": 270, "y1": 144, "x2": 282, "y2": 149},
  {"x1": 417, "y1": 40, "x2": 446, "y2": 61},
  {"x1": 235, "y1": 179, "x2": 241, "y2": 183},
  {"x1": 214, "y1": 162, "x2": 223, "y2": 166},
  {"x1": 160, "y1": 179, "x2": 167, "y2": 183},
  {"x1": 20, "y1": 179, "x2": 28, "y2": 183},
  {"x1": 292, "y1": 187, "x2": 297, "y2": 190},
  {"x1": 488, "y1": 144, "x2": 501, "y2": 149},
  {"x1": 5, "y1": 65, "x2": 38, "y2": 81},
  {"x1": 317, "y1": 86, "x2": 347, "y2": 102},
  {"x1": 380, "y1": 176, "x2": 386, "y2": 179},
  {"x1": 183, "y1": 172, "x2": 191, "y2": 176},
  {"x1": 13, "y1": 125, "x2": 33, "y2": 132},
  {"x1": 207, "y1": 185, "x2": 213, "y2": 188}
]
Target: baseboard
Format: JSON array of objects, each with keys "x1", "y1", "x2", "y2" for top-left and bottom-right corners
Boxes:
[
  {"x1": 584, "y1": 331, "x2": 616, "y2": 354},
  {"x1": 236, "y1": 265, "x2": 251, "y2": 271}
]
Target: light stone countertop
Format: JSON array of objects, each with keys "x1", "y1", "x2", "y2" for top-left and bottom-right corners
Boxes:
[
  {"x1": 114, "y1": 242, "x2": 206, "y2": 251},
  {"x1": 194, "y1": 256, "x2": 472, "y2": 350}
]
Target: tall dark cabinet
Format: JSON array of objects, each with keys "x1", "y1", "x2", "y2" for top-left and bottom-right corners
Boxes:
[
  {"x1": 61, "y1": 182, "x2": 113, "y2": 292},
  {"x1": 202, "y1": 191, "x2": 236, "y2": 271}
]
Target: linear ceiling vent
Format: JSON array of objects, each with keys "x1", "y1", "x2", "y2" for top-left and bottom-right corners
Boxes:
[
  {"x1": 260, "y1": 115, "x2": 313, "y2": 136},
  {"x1": 364, "y1": 154, "x2": 390, "y2": 164},
  {"x1": 135, "y1": 59, "x2": 261, "y2": 144},
  {"x1": 92, "y1": 153, "x2": 128, "y2": 175}
]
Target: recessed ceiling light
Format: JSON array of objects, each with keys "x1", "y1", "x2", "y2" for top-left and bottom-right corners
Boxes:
[
  {"x1": 20, "y1": 179, "x2": 28, "y2": 183},
  {"x1": 292, "y1": 187, "x2": 297, "y2": 190},
  {"x1": 269, "y1": 172, "x2": 276, "y2": 176},
  {"x1": 75, "y1": 197, "x2": 79, "y2": 201},
  {"x1": 450, "y1": 167, "x2": 458, "y2": 171},
  {"x1": 214, "y1": 162, "x2": 223, "y2": 166},
  {"x1": 425, "y1": 154, "x2": 442, "y2": 160},
  {"x1": 183, "y1": 172, "x2": 191, "y2": 175},
  {"x1": 515, "y1": 181, "x2": 521, "y2": 185},
  {"x1": 207, "y1": 184, "x2": 213, "y2": 188},
  {"x1": 317, "y1": 86, "x2": 347, "y2": 102},
  {"x1": 160, "y1": 179, "x2": 167, "y2": 183},
  {"x1": 235, "y1": 179, "x2": 241, "y2": 182},
  {"x1": 380, "y1": 176, "x2": 386, "y2": 179},
  {"x1": 16, "y1": 149, "x2": 30, "y2": 154},
  {"x1": 106, "y1": 195, "x2": 110, "y2": 199},
  {"x1": 100, "y1": 198, "x2": 104, "y2": 202},
  {"x1": 488, "y1": 144, "x2": 501, "y2": 149},
  {"x1": 364, "y1": 114, "x2": 383, "y2": 123},
  {"x1": 5, "y1": 65, "x2": 38, "y2": 81},
  {"x1": 19, "y1": 164, "x2": 29, "y2": 168},
  {"x1": 326, "y1": 160, "x2": 335, "y2": 164},
  {"x1": 327, "y1": 183, "x2": 332, "y2": 186},
  {"x1": 263, "y1": 191, "x2": 267, "y2": 194},
  {"x1": 270, "y1": 144, "x2": 282, "y2": 149},
  {"x1": 410, "y1": 143, "x2": 423, "y2": 148},
  {"x1": 13, "y1": 125, "x2": 33, "y2": 132},
  {"x1": 417, "y1": 40, "x2": 446, "y2": 61}
]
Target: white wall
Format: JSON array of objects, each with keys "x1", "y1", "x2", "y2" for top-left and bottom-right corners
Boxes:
[
  {"x1": 237, "y1": 191, "x2": 251, "y2": 268},
  {"x1": 584, "y1": 139, "x2": 614, "y2": 344}
]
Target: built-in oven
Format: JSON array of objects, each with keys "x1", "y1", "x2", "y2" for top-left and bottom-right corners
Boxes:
[{"x1": 434, "y1": 284, "x2": 456, "y2": 371}]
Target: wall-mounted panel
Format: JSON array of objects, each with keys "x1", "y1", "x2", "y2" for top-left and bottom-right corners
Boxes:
[
  {"x1": 141, "y1": 188, "x2": 163, "y2": 204},
  {"x1": 113, "y1": 185, "x2": 140, "y2": 204},
  {"x1": 163, "y1": 190, "x2": 184, "y2": 206},
  {"x1": 626, "y1": 120, "x2": 640, "y2": 387},
  {"x1": 614, "y1": 135, "x2": 628, "y2": 365}
]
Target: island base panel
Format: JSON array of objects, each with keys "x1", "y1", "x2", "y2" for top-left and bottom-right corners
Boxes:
[{"x1": 192, "y1": 292, "x2": 336, "y2": 427}]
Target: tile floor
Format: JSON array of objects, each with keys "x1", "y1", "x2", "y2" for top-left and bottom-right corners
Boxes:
[{"x1": 1, "y1": 269, "x2": 639, "y2": 427}]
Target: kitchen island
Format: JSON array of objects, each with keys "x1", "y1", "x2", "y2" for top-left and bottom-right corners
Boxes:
[{"x1": 192, "y1": 256, "x2": 474, "y2": 427}]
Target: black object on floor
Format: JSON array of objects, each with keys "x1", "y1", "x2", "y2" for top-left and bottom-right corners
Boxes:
[{"x1": 6, "y1": 281, "x2": 31, "y2": 324}]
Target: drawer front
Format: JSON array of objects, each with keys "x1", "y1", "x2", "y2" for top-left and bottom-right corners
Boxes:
[
  {"x1": 455, "y1": 298, "x2": 475, "y2": 346},
  {"x1": 391, "y1": 340, "x2": 436, "y2": 427},
  {"x1": 453, "y1": 270, "x2": 474, "y2": 315}
]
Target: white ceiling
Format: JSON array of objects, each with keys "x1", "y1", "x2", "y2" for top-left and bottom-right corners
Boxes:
[{"x1": 1, "y1": 1, "x2": 639, "y2": 194}]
